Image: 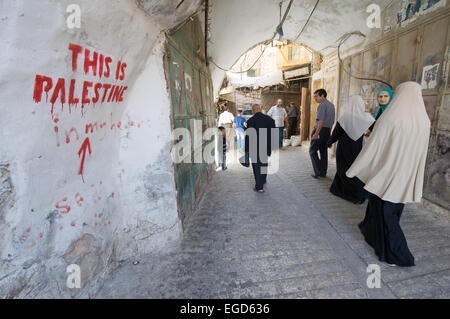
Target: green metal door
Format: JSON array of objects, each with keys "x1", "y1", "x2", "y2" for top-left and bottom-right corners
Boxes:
[{"x1": 165, "y1": 17, "x2": 215, "y2": 223}]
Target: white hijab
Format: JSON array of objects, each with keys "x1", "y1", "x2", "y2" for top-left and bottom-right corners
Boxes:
[
  {"x1": 338, "y1": 95, "x2": 375, "y2": 141},
  {"x1": 346, "y1": 81, "x2": 431, "y2": 204}
]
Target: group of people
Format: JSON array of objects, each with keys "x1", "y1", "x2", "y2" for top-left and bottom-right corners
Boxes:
[
  {"x1": 217, "y1": 106, "x2": 246, "y2": 172},
  {"x1": 216, "y1": 100, "x2": 298, "y2": 192},
  {"x1": 312, "y1": 83, "x2": 430, "y2": 267},
  {"x1": 218, "y1": 99, "x2": 299, "y2": 156},
  {"x1": 217, "y1": 82, "x2": 430, "y2": 267},
  {"x1": 266, "y1": 99, "x2": 300, "y2": 148},
  {"x1": 218, "y1": 105, "x2": 273, "y2": 182}
]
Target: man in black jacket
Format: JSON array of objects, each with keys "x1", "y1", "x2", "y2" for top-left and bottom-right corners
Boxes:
[{"x1": 245, "y1": 105, "x2": 276, "y2": 193}]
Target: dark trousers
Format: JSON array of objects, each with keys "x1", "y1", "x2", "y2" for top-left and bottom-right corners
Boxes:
[
  {"x1": 288, "y1": 117, "x2": 297, "y2": 138},
  {"x1": 277, "y1": 127, "x2": 284, "y2": 148},
  {"x1": 222, "y1": 151, "x2": 227, "y2": 170},
  {"x1": 309, "y1": 127, "x2": 331, "y2": 176},
  {"x1": 252, "y1": 162, "x2": 268, "y2": 191},
  {"x1": 223, "y1": 124, "x2": 233, "y2": 147}
]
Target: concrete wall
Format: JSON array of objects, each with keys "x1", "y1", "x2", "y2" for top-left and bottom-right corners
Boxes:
[{"x1": 0, "y1": 0, "x2": 202, "y2": 298}]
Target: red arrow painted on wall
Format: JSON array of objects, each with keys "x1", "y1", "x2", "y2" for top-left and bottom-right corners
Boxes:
[{"x1": 78, "y1": 137, "x2": 92, "y2": 182}]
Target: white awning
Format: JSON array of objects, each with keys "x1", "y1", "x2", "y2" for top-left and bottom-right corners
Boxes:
[{"x1": 226, "y1": 70, "x2": 283, "y2": 88}]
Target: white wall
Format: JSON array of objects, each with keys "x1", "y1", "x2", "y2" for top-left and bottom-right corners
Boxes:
[
  {"x1": 0, "y1": 0, "x2": 200, "y2": 298},
  {"x1": 116, "y1": 36, "x2": 182, "y2": 261}
]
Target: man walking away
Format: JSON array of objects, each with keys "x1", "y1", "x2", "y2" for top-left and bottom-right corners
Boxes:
[
  {"x1": 218, "y1": 104, "x2": 235, "y2": 145},
  {"x1": 245, "y1": 105, "x2": 276, "y2": 193},
  {"x1": 287, "y1": 102, "x2": 299, "y2": 138},
  {"x1": 267, "y1": 99, "x2": 287, "y2": 149},
  {"x1": 234, "y1": 110, "x2": 246, "y2": 152},
  {"x1": 310, "y1": 89, "x2": 335, "y2": 179}
]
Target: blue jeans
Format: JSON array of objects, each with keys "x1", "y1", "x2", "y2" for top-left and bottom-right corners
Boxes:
[
  {"x1": 278, "y1": 127, "x2": 284, "y2": 149},
  {"x1": 235, "y1": 128, "x2": 245, "y2": 150}
]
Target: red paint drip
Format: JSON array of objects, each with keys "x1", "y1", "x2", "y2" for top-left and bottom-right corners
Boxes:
[
  {"x1": 54, "y1": 126, "x2": 60, "y2": 147},
  {"x1": 75, "y1": 192, "x2": 84, "y2": 206}
]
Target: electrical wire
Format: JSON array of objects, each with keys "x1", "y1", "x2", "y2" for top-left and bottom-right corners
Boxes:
[
  {"x1": 176, "y1": 0, "x2": 185, "y2": 9},
  {"x1": 209, "y1": 0, "x2": 294, "y2": 73},
  {"x1": 337, "y1": 31, "x2": 393, "y2": 89},
  {"x1": 293, "y1": 0, "x2": 319, "y2": 42}
]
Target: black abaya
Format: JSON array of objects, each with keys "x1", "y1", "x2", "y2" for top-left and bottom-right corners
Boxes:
[
  {"x1": 327, "y1": 122, "x2": 367, "y2": 204},
  {"x1": 368, "y1": 109, "x2": 383, "y2": 132},
  {"x1": 359, "y1": 193, "x2": 415, "y2": 267}
]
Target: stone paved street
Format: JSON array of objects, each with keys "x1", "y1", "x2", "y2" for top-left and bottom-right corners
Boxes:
[{"x1": 96, "y1": 146, "x2": 450, "y2": 299}]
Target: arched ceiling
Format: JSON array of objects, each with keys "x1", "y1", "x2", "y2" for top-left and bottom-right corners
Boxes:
[
  {"x1": 136, "y1": 0, "x2": 203, "y2": 29},
  {"x1": 138, "y1": 0, "x2": 393, "y2": 95},
  {"x1": 207, "y1": 0, "x2": 392, "y2": 95}
]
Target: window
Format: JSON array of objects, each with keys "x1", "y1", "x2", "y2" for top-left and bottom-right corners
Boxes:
[
  {"x1": 288, "y1": 46, "x2": 301, "y2": 62},
  {"x1": 247, "y1": 69, "x2": 256, "y2": 77}
]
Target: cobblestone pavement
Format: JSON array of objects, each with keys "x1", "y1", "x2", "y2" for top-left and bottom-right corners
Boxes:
[{"x1": 96, "y1": 146, "x2": 450, "y2": 299}]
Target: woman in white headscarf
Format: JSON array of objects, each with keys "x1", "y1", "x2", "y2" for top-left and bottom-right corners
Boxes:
[
  {"x1": 347, "y1": 81, "x2": 431, "y2": 267},
  {"x1": 327, "y1": 95, "x2": 375, "y2": 204}
]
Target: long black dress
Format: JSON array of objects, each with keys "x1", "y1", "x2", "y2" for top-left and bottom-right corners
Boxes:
[
  {"x1": 327, "y1": 122, "x2": 367, "y2": 204},
  {"x1": 368, "y1": 108, "x2": 383, "y2": 132},
  {"x1": 359, "y1": 193, "x2": 415, "y2": 267}
]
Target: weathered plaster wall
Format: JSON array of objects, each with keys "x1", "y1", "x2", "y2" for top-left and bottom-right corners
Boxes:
[
  {"x1": 0, "y1": 0, "x2": 201, "y2": 298},
  {"x1": 116, "y1": 36, "x2": 183, "y2": 261}
]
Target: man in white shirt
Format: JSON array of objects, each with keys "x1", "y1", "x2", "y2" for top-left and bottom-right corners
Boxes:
[
  {"x1": 218, "y1": 105, "x2": 235, "y2": 128},
  {"x1": 267, "y1": 99, "x2": 287, "y2": 149},
  {"x1": 218, "y1": 105, "x2": 235, "y2": 152}
]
